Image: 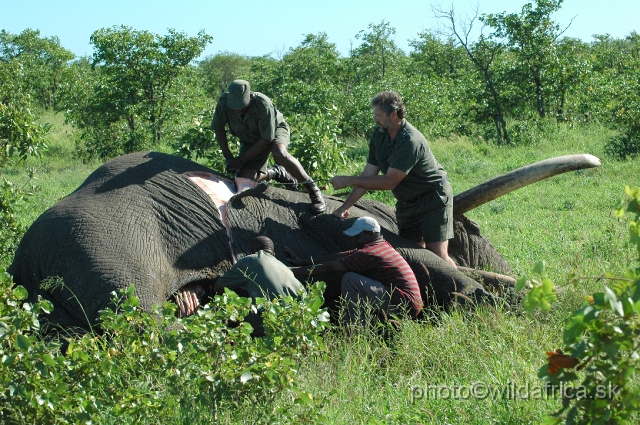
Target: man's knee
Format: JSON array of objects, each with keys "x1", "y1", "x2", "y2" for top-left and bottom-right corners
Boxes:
[
  {"x1": 425, "y1": 240, "x2": 448, "y2": 256},
  {"x1": 341, "y1": 272, "x2": 362, "y2": 294},
  {"x1": 270, "y1": 143, "x2": 290, "y2": 161}
]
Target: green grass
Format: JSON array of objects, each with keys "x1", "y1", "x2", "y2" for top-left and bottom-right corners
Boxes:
[
  {"x1": 2, "y1": 113, "x2": 639, "y2": 423},
  {"x1": 288, "y1": 122, "x2": 638, "y2": 424},
  {"x1": 1, "y1": 110, "x2": 102, "y2": 229}
]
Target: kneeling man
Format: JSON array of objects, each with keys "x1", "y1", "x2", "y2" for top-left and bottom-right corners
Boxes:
[{"x1": 286, "y1": 217, "x2": 423, "y2": 328}]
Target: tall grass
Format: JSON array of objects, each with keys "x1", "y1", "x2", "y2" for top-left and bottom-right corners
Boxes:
[
  {"x1": 291, "y1": 121, "x2": 638, "y2": 424},
  {"x1": 3, "y1": 113, "x2": 639, "y2": 423}
]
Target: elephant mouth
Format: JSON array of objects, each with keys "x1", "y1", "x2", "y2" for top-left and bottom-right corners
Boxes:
[{"x1": 185, "y1": 172, "x2": 260, "y2": 264}]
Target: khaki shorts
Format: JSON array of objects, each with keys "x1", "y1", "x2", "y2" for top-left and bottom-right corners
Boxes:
[
  {"x1": 396, "y1": 180, "x2": 454, "y2": 244},
  {"x1": 239, "y1": 125, "x2": 290, "y2": 174}
]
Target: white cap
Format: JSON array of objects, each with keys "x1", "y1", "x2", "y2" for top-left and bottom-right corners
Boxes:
[{"x1": 343, "y1": 217, "x2": 381, "y2": 236}]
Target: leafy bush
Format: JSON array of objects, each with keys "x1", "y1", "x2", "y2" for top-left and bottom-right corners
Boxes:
[
  {"x1": 0, "y1": 61, "x2": 50, "y2": 164},
  {"x1": 604, "y1": 133, "x2": 640, "y2": 160},
  {"x1": 0, "y1": 274, "x2": 330, "y2": 424},
  {"x1": 174, "y1": 108, "x2": 240, "y2": 175},
  {"x1": 0, "y1": 60, "x2": 49, "y2": 266},
  {"x1": 0, "y1": 177, "x2": 38, "y2": 267},
  {"x1": 288, "y1": 106, "x2": 347, "y2": 183},
  {"x1": 518, "y1": 186, "x2": 640, "y2": 424}
]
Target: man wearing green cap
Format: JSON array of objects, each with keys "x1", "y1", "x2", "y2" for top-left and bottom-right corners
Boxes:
[{"x1": 211, "y1": 79, "x2": 326, "y2": 214}]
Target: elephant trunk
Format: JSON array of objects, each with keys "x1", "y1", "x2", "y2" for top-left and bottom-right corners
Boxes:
[{"x1": 453, "y1": 154, "x2": 601, "y2": 217}]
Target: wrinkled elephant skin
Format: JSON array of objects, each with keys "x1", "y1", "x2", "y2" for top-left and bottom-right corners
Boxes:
[{"x1": 9, "y1": 152, "x2": 502, "y2": 330}]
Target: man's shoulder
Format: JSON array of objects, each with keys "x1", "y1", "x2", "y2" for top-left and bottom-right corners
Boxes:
[
  {"x1": 401, "y1": 121, "x2": 428, "y2": 144},
  {"x1": 234, "y1": 252, "x2": 261, "y2": 267},
  {"x1": 217, "y1": 92, "x2": 229, "y2": 103},
  {"x1": 252, "y1": 250, "x2": 287, "y2": 266},
  {"x1": 251, "y1": 92, "x2": 273, "y2": 107},
  {"x1": 358, "y1": 239, "x2": 388, "y2": 253}
]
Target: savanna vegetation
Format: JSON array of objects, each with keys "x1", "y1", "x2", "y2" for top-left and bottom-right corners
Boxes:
[{"x1": 1, "y1": 0, "x2": 640, "y2": 423}]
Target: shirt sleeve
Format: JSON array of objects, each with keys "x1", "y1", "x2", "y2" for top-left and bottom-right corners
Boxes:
[
  {"x1": 255, "y1": 95, "x2": 277, "y2": 141},
  {"x1": 339, "y1": 249, "x2": 371, "y2": 274},
  {"x1": 217, "y1": 262, "x2": 251, "y2": 290},
  {"x1": 387, "y1": 132, "x2": 423, "y2": 174},
  {"x1": 211, "y1": 95, "x2": 228, "y2": 132},
  {"x1": 366, "y1": 135, "x2": 379, "y2": 166}
]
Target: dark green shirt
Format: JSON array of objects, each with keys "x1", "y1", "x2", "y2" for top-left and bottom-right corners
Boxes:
[
  {"x1": 211, "y1": 92, "x2": 288, "y2": 145},
  {"x1": 216, "y1": 250, "x2": 303, "y2": 300},
  {"x1": 366, "y1": 120, "x2": 447, "y2": 201}
]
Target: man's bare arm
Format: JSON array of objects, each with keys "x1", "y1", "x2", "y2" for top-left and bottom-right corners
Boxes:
[
  {"x1": 214, "y1": 130, "x2": 233, "y2": 161},
  {"x1": 236, "y1": 138, "x2": 272, "y2": 164},
  {"x1": 284, "y1": 246, "x2": 350, "y2": 267},
  {"x1": 332, "y1": 166, "x2": 407, "y2": 191},
  {"x1": 289, "y1": 259, "x2": 348, "y2": 276},
  {"x1": 331, "y1": 164, "x2": 409, "y2": 220}
]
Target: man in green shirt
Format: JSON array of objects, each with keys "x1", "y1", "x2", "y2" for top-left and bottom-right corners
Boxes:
[
  {"x1": 211, "y1": 79, "x2": 326, "y2": 214},
  {"x1": 329, "y1": 91, "x2": 456, "y2": 267},
  {"x1": 214, "y1": 236, "x2": 304, "y2": 336}
]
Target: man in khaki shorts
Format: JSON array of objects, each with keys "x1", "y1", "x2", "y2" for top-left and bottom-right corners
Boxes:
[
  {"x1": 211, "y1": 79, "x2": 326, "y2": 214},
  {"x1": 329, "y1": 91, "x2": 456, "y2": 267}
]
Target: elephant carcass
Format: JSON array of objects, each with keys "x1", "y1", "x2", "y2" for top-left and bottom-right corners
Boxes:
[
  {"x1": 7, "y1": 151, "x2": 600, "y2": 330},
  {"x1": 7, "y1": 152, "x2": 483, "y2": 330}
]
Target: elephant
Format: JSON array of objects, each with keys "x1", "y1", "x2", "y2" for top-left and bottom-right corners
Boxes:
[{"x1": 8, "y1": 151, "x2": 601, "y2": 331}]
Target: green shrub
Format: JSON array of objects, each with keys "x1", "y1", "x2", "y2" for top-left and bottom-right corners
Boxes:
[
  {"x1": 175, "y1": 108, "x2": 241, "y2": 175},
  {"x1": 0, "y1": 177, "x2": 38, "y2": 268},
  {"x1": 518, "y1": 186, "x2": 640, "y2": 424},
  {"x1": 604, "y1": 132, "x2": 640, "y2": 160},
  {"x1": 0, "y1": 273, "x2": 330, "y2": 424},
  {"x1": 288, "y1": 106, "x2": 347, "y2": 183}
]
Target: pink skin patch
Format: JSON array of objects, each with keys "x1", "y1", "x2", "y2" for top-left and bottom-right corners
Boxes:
[{"x1": 185, "y1": 172, "x2": 259, "y2": 264}]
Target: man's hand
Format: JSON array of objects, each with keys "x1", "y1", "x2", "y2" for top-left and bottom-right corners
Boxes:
[
  {"x1": 226, "y1": 157, "x2": 244, "y2": 174},
  {"x1": 329, "y1": 176, "x2": 351, "y2": 190},
  {"x1": 284, "y1": 246, "x2": 306, "y2": 266},
  {"x1": 332, "y1": 205, "x2": 350, "y2": 220},
  {"x1": 176, "y1": 283, "x2": 205, "y2": 317}
]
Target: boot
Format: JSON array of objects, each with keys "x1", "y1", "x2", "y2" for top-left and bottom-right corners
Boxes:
[
  {"x1": 266, "y1": 164, "x2": 298, "y2": 191},
  {"x1": 302, "y1": 181, "x2": 326, "y2": 214}
]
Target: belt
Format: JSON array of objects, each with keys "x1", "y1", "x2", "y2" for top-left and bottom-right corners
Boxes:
[{"x1": 404, "y1": 177, "x2": 448, "y2": 204}]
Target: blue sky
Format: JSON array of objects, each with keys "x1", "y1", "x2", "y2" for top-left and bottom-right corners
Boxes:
[{"x1": 1, "y1": 0, "x2": 638, "y2": 60}]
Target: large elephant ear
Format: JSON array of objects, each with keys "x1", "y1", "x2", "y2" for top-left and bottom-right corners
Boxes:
[{"x1": 449, "y1": 214, "x2": 513, "y2": 275}]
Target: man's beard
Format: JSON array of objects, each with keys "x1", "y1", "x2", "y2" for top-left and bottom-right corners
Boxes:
[{"x1": 376, "y1": 124, "x2": 387, "y2": 133}]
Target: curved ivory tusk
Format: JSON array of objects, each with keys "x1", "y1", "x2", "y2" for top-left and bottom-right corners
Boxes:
[
  {"x1": 453, "y1": 154, "x2": 601, "y2": 217},
  {"x1": 456, "y1": 266, "x2": 516, "y2": 288}
]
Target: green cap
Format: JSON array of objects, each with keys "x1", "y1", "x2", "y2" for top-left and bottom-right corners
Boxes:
[{"x1": 227, "y1": 79, "x2": 251, "y2": 109}]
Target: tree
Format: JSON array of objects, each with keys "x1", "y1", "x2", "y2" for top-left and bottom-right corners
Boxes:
[
  {"x1": 0, "y1": 29, "x2": 74, "y2": 109},
  {"x1": 596, "y1": 32, "x2": 640, "y2": 158},
  {"x1": 256, "y1": 33, "x2": 343, "y2": 116},
  {"x1": 406, "y1": 31, "x2": 481, "y2": 137},
  {"x1": 0, "y1": 58, "x2": 50, "y2": 260},
  {"x1": 550, "y1": 37, "x2": 590, "y2": 122},
  {"x1": 198, "y1": 51, "x2": 253, "y2": 98},
  {"x1": 0, "y1": 59, "x2": 49, "y2": 165},
  {"x1": 482, "y1": 0, "x2": 566, "y2": 118},
  {"x1": 434, "y1": 5, "x2": 511, "y2": 144},
  {"x1": 409, "y1": 31, "x2": 467, "y2": 79},
  {"x1": 66, "y1": 26, "x2": 212, "y2": 159},
  {"x1": 348, "y1": 21, "x2": 406, "y2": 84}
]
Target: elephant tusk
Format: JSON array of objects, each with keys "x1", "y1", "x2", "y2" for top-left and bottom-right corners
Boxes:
[
  {"x1": 456, "y1": 266, "x2": 516, "y2": 291},
  {"x1": 453, "y1": 154, "x2": 601, "y2": 217}
]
